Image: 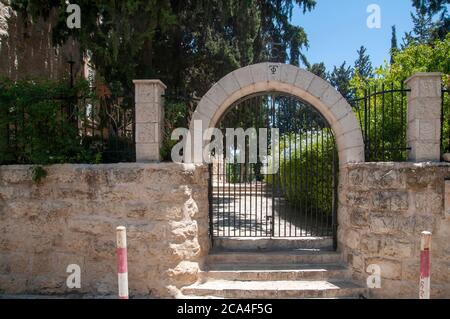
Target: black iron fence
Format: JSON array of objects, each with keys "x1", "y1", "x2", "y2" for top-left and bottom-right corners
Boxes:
[
  {"x1": 77, "y1": 94, "x2": 135, "y2": 163},
  {"x1": 209, "y1": 92, "x2": 338, "y2": 245},
  {"x1": 0, "y1": 91, "x2": 135, "y2": 165},
  {"x1": 349, "y1": 83, "x2": 410, "y2": 162},
  {"x1": 441, "y1": 88, "x2": 450, "y2": 155}
]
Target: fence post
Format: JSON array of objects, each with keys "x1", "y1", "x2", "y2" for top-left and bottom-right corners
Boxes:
[
  {"x1": 405, "y1": 72, "x2": 442, "y2": 162},
  {"x1": 419, "y1": 231, "x2": 432, "y2": 299},
  {"x1": 116, "y1": 226, "x2": 129, "y2": 299},
  {"x1": 133, "y1": 80, "x2": 167, "y2": 162}
]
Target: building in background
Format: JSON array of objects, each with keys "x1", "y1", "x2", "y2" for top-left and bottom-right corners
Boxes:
[{"x1": 0, "y1": 1, "x2": 83, "y2": 82}]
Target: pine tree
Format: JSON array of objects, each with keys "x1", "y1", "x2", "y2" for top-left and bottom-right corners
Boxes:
[
  {"x1": 390, "y1": 25, "x2": 398, "y2": 64},
  {"x1": 401, "y1": 31, "x2": 416, "y2": 49},
  {"x1": 308, "y1": 63, "x2": 328, "y2": 80},
  {"x1": 329, "y1": 62, "x2": 354, "y2": 100},
  {"x1": 412, "y1": 0, "x2": 450, "y2": 13},
  {"x1": 410, "y1": 7, "x2": 434, "y2": 44},
  {"x1": 10, "y1": 0, "x2": 317, "y2": 102},
  {"x1": 411, "y1": 0, "x2": 450, "y2": 41},
  {"x1": 354, "y1": 46, "x2": 373, "y2": 79}
]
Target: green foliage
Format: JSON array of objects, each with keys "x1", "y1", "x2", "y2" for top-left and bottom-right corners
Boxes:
[
  {"x1": 410, "y1": 0, "x2": 449, "y2": 42},
  {"x1": 307, "y1": 62, "x2": 328, "y2": 80},
  {"x1": 226, "y1": 163, "x2": 242, "y2": 184},
  {"x1": 30, "y1": 165, "x2": 47, "y2": 184},
  {"x1": 225, "y1": 162, "x2": 264, "y2": 184},
  {"x1": 354, "y1": 46, "x2": 373, "y2": 80},
  {"x1": 83, "y1": 135, "x2": 134, "y2": 164},
  {"x1": 351, "y1": 81, "x2": 409, "y2": 161},
  {"x1": 391, "y1": 25, "x2": 399, "y2": 64},
  {"x1": 161, "y1": 98, "x2": 191, "y2": 161},
  {"x1": 406, "y1": 7, "x2": 435, "y2": 45},
  {"x1": 386, "y1": 34, "x2": 450, "y2": 80},
  {"x1": 329, "y1": 62, "x2": 354, "y2": 99},
  {"x1": 350, "y1": 35, "x2": 450, "y2": 160},
  {"x1": 267, "y1": 134, "x2": 336, "y2": 215},
  {"x1": 0, "y1": 78, "x2": 101, "y2": 165},
  {"x1": 11, "y1": 0, "x2": 317, "y2": 104},
  {"x1": 10, "y1": 1, "x2": 320, "y2": 164},
  {"x1": 351, "y1": 34, "x2": 450, "y2": 94}
]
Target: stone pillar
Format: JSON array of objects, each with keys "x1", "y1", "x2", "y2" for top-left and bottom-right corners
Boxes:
[
  {"x1": 445, "y1": 179, "x2": 450, "y2": 218},
  {"x1": 133, "y1": 80, "x2": 167, "y2": 162},
  {"x1": 405, "y1": 72, "x2": 442, "y2": 162}
]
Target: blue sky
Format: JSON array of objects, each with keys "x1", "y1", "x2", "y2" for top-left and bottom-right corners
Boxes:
[{"x1": 292, "y1": 0, "x2": 416, "y2": 71}]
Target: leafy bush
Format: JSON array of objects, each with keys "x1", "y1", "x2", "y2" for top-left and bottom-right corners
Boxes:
[
  {"x1": 350, "y1": 34, "x2": 450, "y2": 159},
  {"x1": 161, "y1": 98, "x2": 191, "y2": 161},
  {"x1": 0, "y1": 78, "x2": 101, "y2": 165},
  {"x1": 349, "y1": 82, "x2": 409, "y2": 161},
  {"x1": 266, "y1": 133, "x2": 336, "y2": 215},
  {"x1": 226, "y1": 163, "x2": 241, "y2": 183},
  {"x1": 82, "y1": 135, "x2": 133, "y2": 164},
  {"x1": 225, "y1": 162, "x2": 263, "y2": 183}
]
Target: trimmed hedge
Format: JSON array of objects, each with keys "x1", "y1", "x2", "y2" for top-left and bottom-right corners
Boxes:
[{"x1": 266, "y1": 134, "x2": 336, "y2": 215}]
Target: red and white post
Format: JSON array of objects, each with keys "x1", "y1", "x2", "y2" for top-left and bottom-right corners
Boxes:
[
  {"x1": 116, "y1": 226, "x2": 129, "y2": 299},
  {"x1": 419, "y1": 231, "x2": 432, "y2": 299}
]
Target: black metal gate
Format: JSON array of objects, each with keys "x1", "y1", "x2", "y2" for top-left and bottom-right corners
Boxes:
[{"x1": 208, "y1": 92, "x2": 338, "y2": 245}]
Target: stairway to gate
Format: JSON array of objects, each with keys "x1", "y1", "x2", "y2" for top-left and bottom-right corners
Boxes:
[{"x1": 181, "y1": 238, "x2": 368, "y2": 299}]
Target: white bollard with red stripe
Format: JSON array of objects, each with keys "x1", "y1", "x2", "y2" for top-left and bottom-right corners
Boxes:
[
  {"x1": 116, "y1": 226, "x2": 129, "y2": 299},
  {"x1": 419, "y1": 231, "x2": 432, "y2": 299}
]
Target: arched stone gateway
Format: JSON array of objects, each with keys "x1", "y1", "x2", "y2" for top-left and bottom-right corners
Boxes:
[
  {"x1": 187, "y1": 62, "x2": 365, "y2": 251},
  {"x1": 190, "y1": 62, "x2": 364, "y2": 165}
]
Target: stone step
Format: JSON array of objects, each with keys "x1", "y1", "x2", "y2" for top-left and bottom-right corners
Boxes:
[
  {"x1": 201, "y1": 263, "x2": 350, "y2": 281},
  {"x1": 207, "y1": 249, "x2": 342, "y2": 265},
  {"x1": 213, "y1": 237, "x2": 333, "y2": 251},
  {"x1": 182, "y1": 280, "x2": 368, "y2": 299},
  {"x1": 183, "y1": 295, "x2": 362, "y2": 300}
]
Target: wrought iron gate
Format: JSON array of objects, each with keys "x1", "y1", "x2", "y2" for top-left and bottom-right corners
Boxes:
[{"x1": 208, "y1": 92, "x2": 338, "y2": 244}]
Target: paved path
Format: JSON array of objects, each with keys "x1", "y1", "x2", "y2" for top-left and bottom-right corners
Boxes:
[{"x1": 211, "y1": 182, "x2": 331, "y2": 238}]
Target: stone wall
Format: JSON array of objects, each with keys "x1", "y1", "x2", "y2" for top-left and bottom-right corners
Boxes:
[
  {"x1": 339, "y1": 162, "x2": 450, "y2": 299},
  {"x1": 0, "y1": 4, "x2": 83, "y2": 81},
  {"x1": 0, "y1": 163, "x2": 209, "y2": 298},
  {"x1": 2, "y1": 161, "x2": 450, "y2": 299}
]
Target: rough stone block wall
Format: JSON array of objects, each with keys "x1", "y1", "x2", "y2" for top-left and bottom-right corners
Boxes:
[
  {"x1": 0, "y1": 163, "x2": 209, "y2": 298},
  {"x1": 2, "y1": 161, "x2": 450, "y2": 299},
  {"x1": 339, "y1": 162, "x2": 450, "y2": 298}
]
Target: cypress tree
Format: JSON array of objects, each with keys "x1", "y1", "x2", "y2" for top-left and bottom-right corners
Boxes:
[{"x1": 390, "y1": 25, "x2": 399, "y2": 64}]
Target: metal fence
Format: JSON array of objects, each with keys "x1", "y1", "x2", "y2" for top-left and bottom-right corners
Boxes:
[
  {"x1": 349, "y1": 83, "x2": 411, "y2": 162},
  {"x1": 77, "y1": 94, "x2": 135, "y2": 163},
  {"x1": 209, "y1": 92, "x2": 338, "y2": 246},
  {"x1": 1, "y1": 93, "x2": 135, "y2": 164},
  {"x1": 441, "y1": 88, "x2": 450, "y2": 155}
]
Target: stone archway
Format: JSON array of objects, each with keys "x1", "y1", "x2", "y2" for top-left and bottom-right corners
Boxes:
[{"x1": 189, "y1": 62, "x2": 364, "y2": 165}]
